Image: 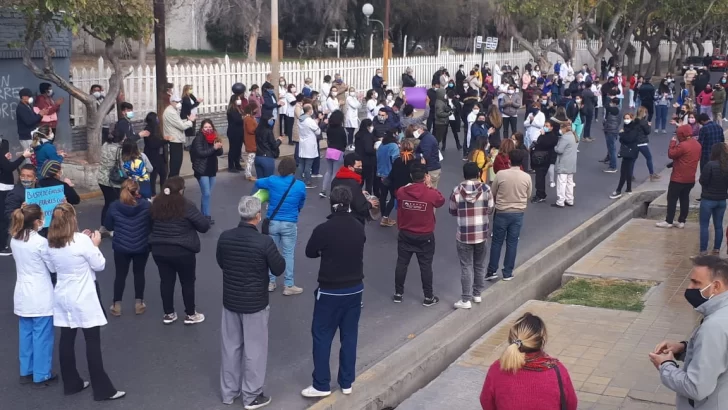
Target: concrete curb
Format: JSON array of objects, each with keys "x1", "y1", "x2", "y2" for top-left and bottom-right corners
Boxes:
[{"x1": 307, "y1": 190, "x2": 664, "y2": 410}]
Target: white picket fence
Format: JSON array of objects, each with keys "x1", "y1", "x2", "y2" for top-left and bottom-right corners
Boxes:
[{"x1": 69, "y1": 39, "x2": 713, "y2": 126}]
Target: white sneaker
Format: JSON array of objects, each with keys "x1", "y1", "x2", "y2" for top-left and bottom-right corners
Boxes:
[
  {"x1": 550, "y1": 182, "x2": 556, "y2": 188},
  {"x1": 674, "y1": 222, "x2": 685, "y2": 229},
  {"x1": 503, "y1": 277, "x2": 514, "y2": 281},
  {"x1": 454, "y1": 300, "x2": 472, "y2": 309},
  {"x1": 655, "y1": 221, "x2": 673, "y2": 228},
  {"x1": 301, "y1": 386, "x2": 331, "y2": 398},
  {"x1": 342, "y1": 387, "x2": 352, "y2": 395},
  {"x1": 268, "y1": 282, "x2": 276, "y2": 292},
  {"x1": 473, "y1": 296, "x2": 482, "y2": 303}
]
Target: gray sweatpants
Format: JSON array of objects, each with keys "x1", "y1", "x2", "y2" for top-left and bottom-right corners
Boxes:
[{"x1": 220, "y1": 306, "x2": 270, "y2": 406}]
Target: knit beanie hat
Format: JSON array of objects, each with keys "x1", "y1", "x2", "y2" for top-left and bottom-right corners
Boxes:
[{"x1": 41, "y1": 160, "x2": 61, "y2": 179}]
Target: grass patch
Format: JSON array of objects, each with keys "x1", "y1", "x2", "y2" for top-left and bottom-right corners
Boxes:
[{"x1": 548, "y1": 278, "x2": 654, "y2": 312}]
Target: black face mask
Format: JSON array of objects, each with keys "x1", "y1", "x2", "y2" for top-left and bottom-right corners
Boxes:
[
  {"x1": 353, "y1": 168, "x2": 363, "y2": 174},
  {"x1": 684, "y1": 284, "x2": 713, "y2": 308}
]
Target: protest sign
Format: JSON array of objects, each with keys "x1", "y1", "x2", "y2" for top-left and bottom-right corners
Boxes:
[{"x1": 25, "y1": 186, "x2": 65, "y2": 228}]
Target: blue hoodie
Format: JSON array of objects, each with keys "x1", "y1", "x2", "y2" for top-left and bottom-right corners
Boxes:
[
  {"x1": 376, "y1": 142, "x2": 400, "y2": 177},
  {"x1": 34, "y1": 141, "x2": 63, "y2": 175},
  {"x1": 415, "y1": 131, "x2": 441, "y2": 171},
  {"x1": 253, "y1": 174, "x2": 307, "y2": 222},
  {"x1": 104, "y1": 199, "x2": 152, "y2": 254}
]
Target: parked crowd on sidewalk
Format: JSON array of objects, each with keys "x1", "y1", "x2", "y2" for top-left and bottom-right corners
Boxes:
[{"x1": 6, "y1": 56, "x2": 728, "y2": 409}]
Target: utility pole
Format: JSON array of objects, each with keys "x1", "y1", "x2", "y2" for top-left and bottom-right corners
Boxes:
[
  {"x1": 153, "y1": 0, "x2": 167, "y2": 116},
  {"x1": 382, "y1": 0, "x2": 390, "y2": 82},
  {"x1": 271, "y1": 0, "x2": 280, "y2": 138}
]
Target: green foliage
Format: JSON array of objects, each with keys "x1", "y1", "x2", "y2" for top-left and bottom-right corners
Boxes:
[
  {"x1": 205, "y1": 17, "x2": 248, "y2": 53},
  {"x1": 548, "y1": 278, "x2": 653, "y2": 312}
]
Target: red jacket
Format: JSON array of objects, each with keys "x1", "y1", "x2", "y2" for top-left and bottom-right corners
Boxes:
[
  {"x1": 395, "y1": 182, "x2": 445, "y2": 235},
  {"x1": 668, "y1": 137, "x2": 701, "y2": 183},
  {"x1": 480, "y1": 360, "x2": 578, "y2": 410},
  {"x1": 33, "y1": 94, "x2": 60, "y2": 128},
  {"x1": 493, "y1": 153, "x2": 511, "y2": 174}
]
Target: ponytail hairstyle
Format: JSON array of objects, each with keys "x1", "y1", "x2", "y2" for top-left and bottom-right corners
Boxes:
[
  {"x1": 31, "y1": 125, "x2": 53, "y2": 148},
  {"x1": 499, "y1": 313, "x2": 548, "y2": 373},
  {"x1": 120, "y1": 178, "x2": 140, "y2": 206},
  {"x1": 10, "y1": 204, "x2": 43, "y2": 242},
  {"x1": 150, "y1": 176, "x2": 186, "y2": 221},
  {"x1": 47, "y1": 203, "x2": 78, "y2": 249}
]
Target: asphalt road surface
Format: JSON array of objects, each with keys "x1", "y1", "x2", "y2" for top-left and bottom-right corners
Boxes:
[{"x1": 0, "y1": 74, "x2": 721, "y2": 410}]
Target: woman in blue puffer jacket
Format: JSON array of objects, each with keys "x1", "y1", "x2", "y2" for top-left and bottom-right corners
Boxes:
[{"x1": 104, "y1": 179, "x2": 152, "y2": 317}]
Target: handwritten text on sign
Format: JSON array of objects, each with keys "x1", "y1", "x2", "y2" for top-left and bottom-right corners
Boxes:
[{"x1": 25, "y1": 186, "x2": 65, "y2": 228}]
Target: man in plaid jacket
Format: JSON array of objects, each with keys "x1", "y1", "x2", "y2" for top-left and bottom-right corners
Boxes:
[
  {"x1": 697, "y1": 113, "x2": 725, "y2": 172},
  {"x1": 449, "y1": 162, "x2": 494, "y2": 309}
]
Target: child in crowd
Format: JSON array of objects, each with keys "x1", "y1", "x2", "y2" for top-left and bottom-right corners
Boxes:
[{"x1": 121, "y1": 141, "x2": 153, "y2": 199}]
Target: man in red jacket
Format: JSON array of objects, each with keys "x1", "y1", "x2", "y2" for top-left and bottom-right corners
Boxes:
[
  {"x1": 656, "y1": 124, "x2": 701, "y2": 229},
  {"x1": 392, "y1": 163, "x2": 446, "y2": 306}
]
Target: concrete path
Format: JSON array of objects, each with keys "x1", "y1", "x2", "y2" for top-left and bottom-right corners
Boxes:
[{"x1": 398, "y1": 219, "x2": 701, "y2": 410}]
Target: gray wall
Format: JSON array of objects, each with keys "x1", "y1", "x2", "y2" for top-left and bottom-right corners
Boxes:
[{"x1": 0, "y1": 10, "x2": 72, "y2": 152}]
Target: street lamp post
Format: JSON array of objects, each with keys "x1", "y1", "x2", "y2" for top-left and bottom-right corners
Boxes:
[{"x1": 362, "y1": 1, "x2": 390, "y2": 82}]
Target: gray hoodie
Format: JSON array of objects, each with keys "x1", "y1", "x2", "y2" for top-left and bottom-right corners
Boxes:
[{"x1": 659, "y1": 291, "x2": 728, "y2": 409}]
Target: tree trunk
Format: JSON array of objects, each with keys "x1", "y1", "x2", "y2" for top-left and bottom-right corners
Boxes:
[
  {"x1": 247, "y1": 27, "x2": 259, "y2": 62},
  {"x1": 696, "y1": 40, "x2": 705, "y2": 57},
  {"x1": 137, "y1": 40, "x2": 147, "y2": 66}
]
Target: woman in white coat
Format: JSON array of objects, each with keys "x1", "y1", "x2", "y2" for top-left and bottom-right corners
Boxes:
[
  {"x1": 325, "y1": 85, "x2": 340, "y2": 115},
  {"x1": 44, "y1": 203, "x2": 125, "y2": 401},
  {"x1": 493, "y1": 64, "x2": 502, "y2": 88},
  {"x1": 345, "y1": 87, "x2": 361, "y2": 148},
  {"x1": 523, "y1": 101, "x2": 546, "y2": 149},
  {"x1": 11, "y1": 204, "x2": 56, "y2": 387},
  {"x1": 552, "y1": 122, "x2": 578, "y2": 209},
  {"x1": 296, "y1": 104, "x2": 322, "y2": 187},
  {"x1": 365, "y1": 89, "x2": 378, "y2": 120}
]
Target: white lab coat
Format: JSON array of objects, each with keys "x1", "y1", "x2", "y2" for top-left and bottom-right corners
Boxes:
[
  {"x1": 320, "y1": 82, "x2": 332, "y2": 103},
  {"x1": 524, "y1": 110, "x2": 545, "y2": 148},
  {"x1": 45, "y1": 233, "x2": 107, "y2": 329},
  {"x1": 493, "y1": 65, "x2": 502, "y2": 88},
  {"x1": 345, "y1": 95, "x2": 361, "y2": 129},
  {"x1": 298, "y1": 116, "x2": 321, "y2": 159},
  {"x1": 12, "y1": 232, "x2": 55, "y2": 317},
  {"x1": 466, "y1": 111, "x2": 478, "y2": 147},
  {"x1": 366, "y1": 99, "x2": 377, "y2": 120},
  {"x1": 278, "y1": 86, "x2": 288, "y2": 116},
  {"x1": 284, "y1": 93, "x2": 297, "y2": 118},
  {"x1": 325, "y1": 97, "x2": 339, "y2": 114}
]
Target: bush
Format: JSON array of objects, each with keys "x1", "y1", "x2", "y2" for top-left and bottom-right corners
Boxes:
[{"x1": 205, "y1": 18, "x2": 247, "y2": 53}]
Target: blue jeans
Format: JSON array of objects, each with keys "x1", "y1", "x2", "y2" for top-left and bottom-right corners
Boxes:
[
  {"x1": 296, "y1": 157, "x2": 315, "y2": 185},
  {"x1": 311, "y1": 286, "x2": 363, "y2": 392},
  {"x1": 487, "y1": 212, "x2": 524, "y2": 278},
  {"x1": 196, "y1": 176, "x2": 216, "y2": 216},
  {"x1": 254, "y1": 156, "x2": 276, "y2": 178},
  {"x1": 631, "y1": 145, "x2": 654, "y2": 175},
  {"x1": 19, "y1": 316, "x2": 54, "y2": 382},
  {"x1": 312, "y1": 140, "x2": 321, "y2": 175},
  {"x1": 321, "y1": 157, "x2": 345, "y2": 195},
  {"x1": 268, "y1": 220, "x2": 297, "y2": 286},
  {"x1": 656, "y1": 105, "x2": 668, "y2": 130},
  {"x1": 605, "y1": 132, "x2": 618, "y2": 169},
  {"x1": 699, "y1": 199, "x2": 726, "y2": 252},
  {"x1": 294, "y1": 142, "x2": 300, "y2": 167}
]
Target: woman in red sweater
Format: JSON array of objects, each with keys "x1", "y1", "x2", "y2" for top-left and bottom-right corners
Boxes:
[
  {"x1": 480, "y1": 313, "x2": 578, "y2": 410},
  {"x1": 492, "y1": 138, "x2": 515, "y2": 173}
]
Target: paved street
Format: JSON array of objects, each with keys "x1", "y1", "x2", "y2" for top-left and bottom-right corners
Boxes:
[{"x1": 0, "y1": 78, "x2": 722, "y2": 409}]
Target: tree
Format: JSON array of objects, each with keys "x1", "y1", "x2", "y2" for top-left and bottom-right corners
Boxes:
[
  {"x1": 204, "y1": 0, "x2": 267, "y2": 61},
  {"x1": 8, "y1": 0, "x2": 153, "y2": 163}
]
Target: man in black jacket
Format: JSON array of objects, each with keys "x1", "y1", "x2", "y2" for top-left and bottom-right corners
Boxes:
[
  {"x1": 0, "y1": 143, "x2": 32, "y2": 255},
  {"x1": 301, "y1": 185, "x2": 366, "y2": 398},
  {"x1": 330, "y1": 153, "x2": 378, "y2": 224},
  {"x1": 16, "y1": 88, "x2": 46, "y2": 152},
  {"x1": 581, "y1": 81, "x2": 598, "y2": 142},
  {"x1": 426, "y1": 82, "x2": 439, "y2": 132},
  {"x1": 217, "y1": 195, "x2": 285, "y2": 409},
  {"x1": 638, "y1": 78, "x2": 656, "y2": 123},
  {"x1": 113, "y1": 102, "x2": 149, "y2": 144}
]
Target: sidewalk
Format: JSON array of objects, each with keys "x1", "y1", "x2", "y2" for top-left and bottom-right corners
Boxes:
[{"x1": 397, "y1": 218, "x2": 700, "y2": 410}]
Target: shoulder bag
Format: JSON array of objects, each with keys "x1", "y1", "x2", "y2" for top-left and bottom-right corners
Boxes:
[
  {"x1": 553, "y1": 364, "x2": 567, "y2": 410},
  {"x1": 261, "y1": 177, "x2": 296, "y2": 235},
  {"x1": 109, "y1": 147, "x2": 128, "y2": 184}
]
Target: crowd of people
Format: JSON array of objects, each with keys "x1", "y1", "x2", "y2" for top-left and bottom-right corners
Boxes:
[{"x1": 4, "y1": 53, "x2": 728, "y2": 409}]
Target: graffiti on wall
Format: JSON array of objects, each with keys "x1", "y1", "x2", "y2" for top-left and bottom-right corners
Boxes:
[{"x1": 0, "y1": 75, "x2": 24, "y2": 120}]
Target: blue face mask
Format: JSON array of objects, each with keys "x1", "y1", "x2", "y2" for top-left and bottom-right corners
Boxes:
[
  {"x1": 267, "y1": 119, "x2": 275, "y2": 127},
  {"x1": 544, "y1": 127, "x2": 551, "y2": 133},
  {"x1": 266, "y1": 89, "x2": 274, "y2": 95}
]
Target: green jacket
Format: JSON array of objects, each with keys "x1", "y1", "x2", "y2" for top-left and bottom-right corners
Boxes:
[{"x1": 711, "y1": 88, "x2": 726, "y2": 108}]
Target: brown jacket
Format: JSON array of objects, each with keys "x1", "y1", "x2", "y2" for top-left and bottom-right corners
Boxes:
[{"x1": 243, "y1": 115, "x2": 257, "y2": 153}]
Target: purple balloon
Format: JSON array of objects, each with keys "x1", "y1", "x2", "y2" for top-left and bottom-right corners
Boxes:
[{"x1": 403, "y1": 87, "x2": 427, "y2": 109}]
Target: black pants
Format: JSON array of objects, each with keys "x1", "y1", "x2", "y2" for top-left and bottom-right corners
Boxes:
[
  {"x1": 284, "y1": 116, "x2": 294, "y2": 145},
  {"x1": 379, "y1": 183, "x2": 396, "y2": 218},
  {"x1": 666, "y1": 181, "x2": 695, "y2": 224},
  {"x1": 534, "y1": 165, "x2": 549, "y2": 199},
  {"x1": 148, "y1": 154, "x2": 167, "y2": 196},
  {"x1": 427, "y1": 110, "x2": 435, "y2": 132},
  {"x1": 168, "y1": 143, "x2": 184, "y2": 177},
  {"x1": 361, "y1": 163, "x2": 375, "y2": 194},
  {"x1": 645, "y1": 103, "x2": 654, "y2": 122},
  {"x1": 0, "y1": 190, "x2": 8, "y2": 249},
  {"x1": 59, "y1": 326, "x2": 116, "y2": 400},
  {"x1": 433, "y1": 124, "x2": 448, "y2": 147},
  {"x1": 583, "y1": 112, "x2": 593, "y2": 138},
  {"x1": 228, "y1": 134, "x2": 243, "y2": 170},
  {"x1": 394, "y1": 231, "x2": 435, "y2": 299},
  {"x1": 503, "y1": 116, "x2": 518, "y2": 138},
  {"x1": 153, "y1": 252, "x2": 196, "y2": 316},
  {"x1": 346, "y1": 128, "x2": 355, "y2": 146},
  {"x1": 98, "y1": 185, "x2": 120, "y2": 227},
  {"x1": 113, "y1": 251, "x2": 149, "y2": 302},
  {"x1": 616, "y1": 158, "x2": 635, "y2": 193},
  {"x1": 446, "y1": 120, "x2": 461, "y2": 151}
]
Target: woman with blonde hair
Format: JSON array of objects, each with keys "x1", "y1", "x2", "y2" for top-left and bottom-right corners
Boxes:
[
  {"x1": 552, "y1": 121, "x2": 578, "y2": 208},
  {"x1": 480, "y1": 313, "x2": 577, "y2": 410},
  {"x1": 493, "y1": 138, "x2": 516, "y2": 174},
  {"x1": 104, "y1": 179, "x2": 152, "y2": 316},
  {"x1": 11, "y1": 204, "x2": 57, "y2": 387},
  {"x1": 634, "y1": 106, "x2": 660, "y2": 181},
  {"x1": 486, "y1": 104, "x2": 503, "y2": 143},
  {"x1": 181, "y1": 84, "x2": 203, "y2": 148},
  {"x1": 44, "y1": 203, "x2": 125, "y2": 401}
]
